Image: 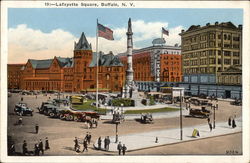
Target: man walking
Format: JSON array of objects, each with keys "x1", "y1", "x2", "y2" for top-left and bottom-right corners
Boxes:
[
  {"x1": 45, "y1": 137, "x2": 50, "y2": 150},
  {"x1": 82, "y1": 139, "x2": 88, "y2": 152},
  {"x1": 228, "y1": 117, "x2": 231, "y2": 127},
  {"x1": 35, "y1": 124, "x2": 39, "y2": 134},
  {"x1": 98, "y1": 137, "x2": 102, "y2": 150},
  {"x1": 22, "y1": 140, "x2": 28, "y2": 156},
  {"x1": 39, "y1": 139, "x2": 44, "y2": 155},
  {"x1": 209, "y1": 122, "x2": 213, "y2": 132},
  {"x1": 74, "y1": 137, "x2": 79, "y2": 152},
  {"x1": 87, "y1": 132, "x2": 92, "y2": 145},
  {"x1": 104, "y1": 137, "x2": 107, "y2": 150},
  {"x1": 122, "y1": 144, "x2": 127, "y2": 155},
  {"x1": 106, "y1": 136, "x2": 110, "y2": 151},
  {"x1": 117, "y1": 142, "x2": 122, "y2": 155},
  {"x1": 232, "y1": 119, "x2": 236, "y2": 128},
  {"x1": 34, "y1": 143, "x2": 39, "y2": 156}
]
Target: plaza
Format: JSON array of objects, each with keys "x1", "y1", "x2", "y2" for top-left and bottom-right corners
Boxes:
[{"x1": 7, "y1": 92, "x2": 242, "y2": 155}]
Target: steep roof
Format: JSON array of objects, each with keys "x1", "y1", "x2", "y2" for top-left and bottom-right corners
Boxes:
[
  {"x1": 89, "y1": 52, "x2": 124, "y2": 67},
  {"x1": 29, "y1": 59, "x2": 53, "y2": 69},
  {"x1": 74, "y1": 32, "x2": 92, "y2": 50},
  {"x1": 28, "y1": 57, "x2": 74, "y2": 69},
  {"x1": 56, "y1": 57, "x2": 74, "y2": 67}
]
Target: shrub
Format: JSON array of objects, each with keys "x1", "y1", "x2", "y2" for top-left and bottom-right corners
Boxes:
[{"x1": 111, "y1": 98, "x2": 134, "y2": 107}]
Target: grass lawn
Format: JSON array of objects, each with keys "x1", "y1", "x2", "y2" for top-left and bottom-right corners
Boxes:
[
  {"x1": 72, "y1": 100, "x2": 107, "y2": 114},
  {"x1": 72, "y1": 100, "x2": 179, "y2": 115},
  {"x1": 124, "y1": 107, "x2": 179, "y2": 114}
]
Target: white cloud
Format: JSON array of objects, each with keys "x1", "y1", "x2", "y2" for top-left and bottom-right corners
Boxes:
[{"x1": 8, "y1": 21, "x2": 183, "y2": 63}]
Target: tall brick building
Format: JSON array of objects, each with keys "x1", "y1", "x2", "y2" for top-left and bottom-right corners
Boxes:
[
  {"x1": 179, "y1": 22, "x2": 242, "y2": 84},
  {"x1": 118, "y1": 45, "x2": 182, "y2": 83},
  {"x1": 8, "y1": 64, "x2": 25, "y2": 89},
  {"x1": 8, "y1": 32, "x2": 125, "y2": 92}
]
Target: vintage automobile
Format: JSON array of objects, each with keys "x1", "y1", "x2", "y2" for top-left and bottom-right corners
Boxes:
[
  {"x1": 38, "y1": 100, "x2": 56, "y2": 114},
  {"x1": 14, "y1": 102, "x2": 33, "y2": 116},
  {"x1": 230, "y1": 99, "x2": 242, "y2": 106},
  {"x1": 59, "y1": 109, "x2": 100, "y2": 122},
  {"x1": 112, "y1": 112, "x2": 125, "y2": 124},
  {"x1": 140, "y1": 113, "x2": 153, "y2": 124},
  {"x1": 189, "y1": 107, "x2": 211, "y2": 118}
]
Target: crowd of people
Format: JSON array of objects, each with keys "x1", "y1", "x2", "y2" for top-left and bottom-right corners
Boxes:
[{"x1": 22, "y1": 137, "x2": 50, "y2": 156}]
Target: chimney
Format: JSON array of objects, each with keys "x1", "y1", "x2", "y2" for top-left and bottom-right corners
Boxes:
[
  {"x1": 181, "y1": 29, "x2": 185, "y2": 33},
  {"x1": 238, "y1": 25, "x2": 242, "y2": 29}
]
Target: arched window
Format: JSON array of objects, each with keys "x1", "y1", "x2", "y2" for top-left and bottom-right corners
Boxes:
[{"x1": 106, "y1": 74, "x2": 110, "y2": 80}]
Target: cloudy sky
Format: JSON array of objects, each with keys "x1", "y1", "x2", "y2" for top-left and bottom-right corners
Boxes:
[{"x1": 8, "y1": 8, "x2": 242, "y2": 63}]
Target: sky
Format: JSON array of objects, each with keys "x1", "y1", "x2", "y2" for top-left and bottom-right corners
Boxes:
[{"x1": 8, "y1": 8, "x2": 243, "y2": 63}]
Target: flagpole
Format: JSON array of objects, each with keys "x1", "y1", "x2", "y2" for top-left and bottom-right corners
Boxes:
[
  {"x1": 96, "y1": 19, "x2": 99, "y2": 109},
  {"x1": 161, "y1": 28, "x2": 163, "y2": 39}
]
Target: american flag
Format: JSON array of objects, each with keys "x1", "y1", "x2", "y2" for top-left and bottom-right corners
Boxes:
[
  {"x1": 98, "y1": 23, "x2": 114, "y2": 40},
  {"x1": 162, "y1": 27, "x2": 169, "y2": 36}
]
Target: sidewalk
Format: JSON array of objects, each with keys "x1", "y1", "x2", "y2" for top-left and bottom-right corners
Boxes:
[{"x1": 93, "y1": 118, "x2": 242, "y2": 152}]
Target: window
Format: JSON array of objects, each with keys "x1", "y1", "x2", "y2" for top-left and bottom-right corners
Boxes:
[
  {"x1": 224, "y1": 51, "x2": 231, "y2": 56},
  {"x1": 233, "y1": 52, "x2": 240, "y2": 56},
  {"x1": 224, "y1": 59, "x2": 231, "y2": 65},
  {"x1": 233, "y1": 59, "x2": 240, "y2": 64}
]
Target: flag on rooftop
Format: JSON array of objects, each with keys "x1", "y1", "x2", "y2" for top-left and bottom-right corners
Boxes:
[
  {"x1": 162, "y1": 27, "x2": 169, "y2": 36},
  {"x1": 98, "y1": 23, "x2": 114, "y2": 40}
]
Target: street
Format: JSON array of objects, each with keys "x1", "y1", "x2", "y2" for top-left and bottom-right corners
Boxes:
[{"x1": 7, "y1": 93, "x2": 242, "y2": 155}]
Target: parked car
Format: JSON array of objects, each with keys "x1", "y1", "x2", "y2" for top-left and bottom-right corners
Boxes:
[
  {"x1": 14, "y1": 102, "x2": 33, "y2": 116},
  {"x1": 189, "y1": 108, "x2": 211, "y2": 118}
]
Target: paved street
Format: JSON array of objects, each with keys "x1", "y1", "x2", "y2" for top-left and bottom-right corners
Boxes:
[{"x1": 7, "y1": 93, "x2": 242, "y2": 155}]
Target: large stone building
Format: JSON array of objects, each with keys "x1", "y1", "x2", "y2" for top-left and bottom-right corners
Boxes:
[
  {"x1": 179, "y1": 22, "x2": 242, "y2": 84},
  {"x1": 8, "y1": 64, "x2": 25, "y2": 89},
  {"x1": 9, "y1": 32, "x2": 125, "y2": 92},
  {"x1": 118, "y1": 44, "x2": 182, "y2": 83},
  {"x1": 179, "y1": 22, "x2": 242, "y2": 99}
]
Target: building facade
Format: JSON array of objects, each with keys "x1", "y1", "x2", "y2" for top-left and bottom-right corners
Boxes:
[
  {"x1": 7, "y1": 64, "x2": 25, "y2": 89},
  {"x1": 118, "y1": 45, "x2": 182, "y2": 83},
  {"x1": 9, "y1": 32, "x2": 125, "y2": 92},
  {"x1": 179, "y1": 22, "x2": 242, "y2": 84}
]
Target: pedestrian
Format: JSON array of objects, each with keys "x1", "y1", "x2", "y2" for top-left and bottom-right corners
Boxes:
[
  {"x1": 74, "y1": 137, "x2": 79, "y2": 152},
  {"x1": 98, "y1": 137, "x2": 102, "y2": 150},
  {"x1": 122, "y1": 144, "x2": 127, "y2": 155},
  {"x1": 21, "y1": 97, "x2": 23, "y2": 101},
  {"x1": 45, "y1": 137, "x2": 50, "y2": 150},
  {"x1": 117, "y1": 142, "x2": 122, "y2": 155},
  {"x1": 207, "y1": 116, "x2": 210, "y2": 123},
  {"x1": 87, "y1": 132, "x2": 92, "y2": 145},
  {"x1": 82, "y1": 139, "x2": 88, "y2": 152},
  {"x1": 104, "y1": 137, "x2": 107, "y2": 149},
  {"x1": 22, "y1": 140, "x2": 28, "y2": 155},
  {"x1": 228, "y1": 117, "x2": 231, "y2": 127},
  {"x1": 95, "y1": 119, "x2": 98, "y2": 128},
  {"x1": 35, "y1": 124, "x2": 39, "y2": 134},
  {"x1": 10, "y1": 143, "x2": 15, "y2": 155},
  {"x1": 18, "y1": 116, "x2": 23, "y2": 125},
  {"x1": 34, "y1": 143, "x2": 39, "y2": 156},
  {"x1": 84, "y1": 132, "x2": 89, "y2": 141},
  {"x1": 106, "y1": 136, "x2": 110, "y2": 150},
  {"x1": 232, "y1": 119, "x2": 236, "y2": 128},
  {"x1": 39, "y1": 139, "x2": 44, "y2": 155},
  {"x1": 36, "y1": 95, "x2": 37, "y2": 99},
  {"x1": 89, "y1": 120, "x2": 93, "y2": 129},
  {"x1": 209, "y1": 122, "x2": 213, "y2": 132}
]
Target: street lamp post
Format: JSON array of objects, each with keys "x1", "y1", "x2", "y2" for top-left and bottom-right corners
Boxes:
[
  {"x1": 180, "y1": 89, "x2": 183, "y2": 140},
  {"x1": 115, "y1": 122, "x2": 119, "y2": 143},
  {"x1": 213, "y1": 102, "x2": 218, "y2": 129},
  {"x1": 121, "y1": 103, "x2": 124, "y2": 114},
  {"x1": 104, "y1": 103, "x2": 107, "y2": 115}
]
